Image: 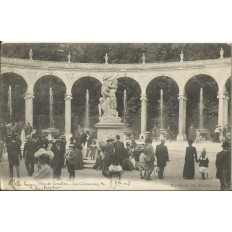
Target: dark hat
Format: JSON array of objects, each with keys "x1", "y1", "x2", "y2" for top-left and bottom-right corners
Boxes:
[{"x1": 221, "y1": 141, "x2": 230, "y2": 148}]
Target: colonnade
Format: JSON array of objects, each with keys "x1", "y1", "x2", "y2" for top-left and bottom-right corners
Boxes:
[{"x1": 23, "y1": 83, "x2": 230, "y2": 141}]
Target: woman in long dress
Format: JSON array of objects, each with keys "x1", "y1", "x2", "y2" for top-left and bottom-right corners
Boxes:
[
  {"x1": 75, "y1": 143, "x2": 83, "y2": 170},
  {"x1": 183, "y1": 139, "x2": 198, "y2": 179}
]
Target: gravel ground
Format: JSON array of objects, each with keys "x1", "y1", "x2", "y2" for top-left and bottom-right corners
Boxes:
[{"x1": 0, "y1": 149, "x2": 221, "y2": 190}]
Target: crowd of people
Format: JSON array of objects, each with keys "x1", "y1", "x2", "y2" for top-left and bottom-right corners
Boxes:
[{"x1": 0, "y1": 121, "x2": 231, "y2": 190}]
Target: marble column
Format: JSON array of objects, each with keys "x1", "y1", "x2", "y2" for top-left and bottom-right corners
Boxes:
[
  {"x1": 177, "y1": 93, "x2": 187, "y2": 141},
  {"x1": 140, "y1": 94, "x2": 147, "y2": 135},
  {"x1": 64, "y1": 94, "x2": 72, "y2": 147},
  {"x1": 217, "y1": 92, "x2": 225, "y2": 128},
  {"x1": 24, "y1": 93, "x2": 34, "y2": 127},
  {"x1": 223, "y1": 95, "x2": 229, "y2": 127}
]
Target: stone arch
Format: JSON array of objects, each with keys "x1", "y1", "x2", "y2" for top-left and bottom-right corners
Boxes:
[
  {"x1": 1, "y1": 70, "x2": 28, "y2": 123},
  {"x1": 145, "y1": 73, "x2": 180, "y2": 93},
  {"x1": 146, "y1": 75, "x2": 180, "y2": 138},
  {"x1": 33, "y1": 73, "x2": 67, "y2": 132},
  {"x1": 117, "y1": 76, "x2": 142, "y2": 93},
  {"x1": 32, "y1": 72, "x2": 68, "y2": 91},
  {"x1": 1, "y1": 69, "x2": 28, "y2": 87},
  {"x1": 116, "y1": 76, "x2": 142, "y2": 133},
  {"x1": 184, "y1": 74, "x2": 219, "y2": 139},
  {"x1": 184, "y1": 71, "x2": 219, "y2": 91},
  {"x1": 71, "y1": 76, "x2": 102, "y2": 131},
  {"x1": 70, "y1": 74, "x2": 103, "y2": 89}
]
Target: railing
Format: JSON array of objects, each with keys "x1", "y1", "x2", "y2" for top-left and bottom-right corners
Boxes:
[{"x1": 1, "y1": 56, "x2": 231, "y2": 71}]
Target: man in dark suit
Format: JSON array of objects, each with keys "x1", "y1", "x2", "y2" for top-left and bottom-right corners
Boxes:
[
  {"x1": 155, "y1": 138, "x2": 170, "y2": 179},
  {"x1": 113, "y1": 135, "x2": 125, "y2": 166},
  {"x1": 52, "y1": 140, "x2": 64, "y2": 179},
  {"x1": 23, "y1": 135, "x2": 38, "y2": 176},
  {"x1": 216, "y1": 141, "x2": 231, "y2": 190}
]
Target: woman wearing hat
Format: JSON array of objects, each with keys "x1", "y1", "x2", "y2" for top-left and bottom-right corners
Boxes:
[
  {"x1": 34, "y1": 149, "x2": 54, "y2": 180},
  {"x1": 183, "y1": 139, "x2": 198, "y2": 179}
]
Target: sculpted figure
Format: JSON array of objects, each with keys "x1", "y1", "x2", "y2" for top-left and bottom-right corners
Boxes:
[{"x1": 98, "y1": 72, "x2": 119, "y2": 117}]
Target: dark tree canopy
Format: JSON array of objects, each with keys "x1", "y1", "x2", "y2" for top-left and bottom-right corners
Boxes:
[{"x1": 1, "y1": 43, "x2": 231, "y2": 63}]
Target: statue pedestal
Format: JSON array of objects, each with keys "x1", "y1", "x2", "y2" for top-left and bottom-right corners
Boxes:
[{"x1": 95, "y1": 116, "x2": 125, "y2": 142}]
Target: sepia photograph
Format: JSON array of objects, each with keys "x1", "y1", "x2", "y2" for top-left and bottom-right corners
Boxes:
[{"x1": 0, "y1": 43, "x2": 231, "y2": 191}]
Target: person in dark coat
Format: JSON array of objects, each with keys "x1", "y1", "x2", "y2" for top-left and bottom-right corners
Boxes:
[
  {"x1": 52, "y1": 140, "x2": 64, "y2": 179},
  {"x1": 155, "y1": 138, "x2": 170, "y2": 179},
  {"x1": 183, "y1": 139, "x2": 198, "y2": 179},
  {"x1": 113, "y1": 135, "x2": 125, "y2": 166},
  {"x1": 216, "y1": 141, "x2": 231, "y2": 190},
  {"x1": 38, "y1": 134, "x2": 49, "y2": 150},
  {"x1": 75, "y1": 143, "x2": 83, "y2": 170},
  {"x1": 7, "y1": 135, "x2": 22, "y2": 178},
  {"x1": 144, "y1": 138, "x2": 155, "y2": 181},
  {"x1": 65, "y1": 143, "x2": 76, "y2": 179},
  {"x1": 102, "y1": 138, "x2": 115, "y2": 176},
  {"x1": 23, "y1": 135, "x2": 38, "y2": 176}
]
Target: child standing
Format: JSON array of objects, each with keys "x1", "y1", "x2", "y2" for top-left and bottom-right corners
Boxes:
[
  {"x1": 198, "y1": 148, "x2": 209, "y2": 179},
  {"x1": 90, "y1": 140, "x2": 98, "y2": 160}
]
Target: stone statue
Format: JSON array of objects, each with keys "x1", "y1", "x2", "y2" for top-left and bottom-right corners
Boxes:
[
  {"x1": 180, "y1": 50, "x2": 184, "y2": 62},
  {"x1": 29, "y1": 49, "x2": 33, "y2": 60},
  {"x1": 142, "y1": 53, "x2": 145, "y2": 64},
  {"x1": 68, "y1": 52, "x2": 71, "y2": 63},
  {"x1": 105, "y1": 53, "x2": 108, "y2": 64},
  {"x1": 220, "y1": 47, "x2": 224, "y2": 59},
  {"x1": 98, "y1": 72, "x2": 119, "y2": 117}
]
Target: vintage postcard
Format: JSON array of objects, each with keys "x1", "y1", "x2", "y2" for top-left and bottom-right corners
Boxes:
[{"x1": 0, "y1": 43, "x2": 231, "y2": 190}]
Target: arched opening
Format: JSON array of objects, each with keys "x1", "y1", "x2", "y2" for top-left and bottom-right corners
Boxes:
[
  {"x1": 116, "y1": 77, "x2": 141, "y2": 135},
  {"x1": 33, "y1": 75, "x2": 66, "y2": 133},
  {"x1": 146, "y1": 76, "x2": 179, "y2": 140},
  {"x1": 71, "y1": 76, "x2": 102, "y2": 135},
  {"x1": 185, "y1": 74, "x2": 218, "y2": 140},
  {"x1": 0, "y1": 72, "x2": 27, "y2": 125}
]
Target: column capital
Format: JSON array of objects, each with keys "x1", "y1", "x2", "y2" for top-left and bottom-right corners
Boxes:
[
  {"x1": 140, "y1": 94, "x2": 147, "y2": 101},
  {"x1": 24, "y1": 93, "x2": 34, "y2": 100},
  {"x1": 178, "y1": 93, "x2": 187, "y2": 101},
  {"x1": 217, "y1": 92, "x2": 227, "y2": 99},
  {"x1": 64, "y1": 94, "x2": 72, "y2": 101}
]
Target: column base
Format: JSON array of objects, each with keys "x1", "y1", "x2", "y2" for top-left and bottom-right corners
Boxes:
[{"x1": 177, "y1": 133, "x2": 186, "y2": 141}]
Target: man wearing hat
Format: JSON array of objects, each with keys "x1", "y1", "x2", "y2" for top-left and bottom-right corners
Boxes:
[
  {"x1": 144, "y1": 137, "x2": 155, "y2": 180},
  {"x1": 113, "y1": 135, "x2": 125, "y2": 167},
  {"x1": 65, "y1": 143, "x2": 76, "y2": 179},
  {"x1": 155, "y1": 137, "x2": 170, "y2": 179},
  {"x1": 23, "y1": 135, "x2": 38, "y2": 176},
  {"x1": 52, "y1": 140, "x2": 64, "y2": 179},
  {"x1": 216, "y1": 141, "x2": 231, "y2": 190},
  {"x1": 102, "y1": 136, "x2": 115, "y2": 176}
]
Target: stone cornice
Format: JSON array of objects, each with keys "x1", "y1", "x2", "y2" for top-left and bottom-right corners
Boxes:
[{"x1": 1, "y1": 57, "x2": 231, "y2": 71}]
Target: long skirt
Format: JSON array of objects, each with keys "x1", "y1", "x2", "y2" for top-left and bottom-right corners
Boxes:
[{"x1": 183, "y1": 160, "x2": 195, "y2": 179}]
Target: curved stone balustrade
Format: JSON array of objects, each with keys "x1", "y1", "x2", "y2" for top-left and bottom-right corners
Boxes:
[{"x1": 1, "y1": 56, "x2": 231, "y2": 71}]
